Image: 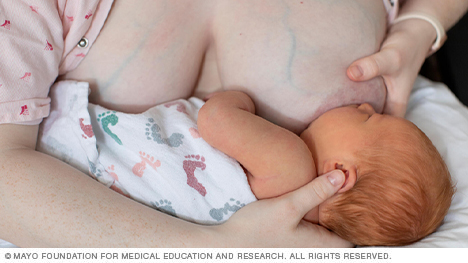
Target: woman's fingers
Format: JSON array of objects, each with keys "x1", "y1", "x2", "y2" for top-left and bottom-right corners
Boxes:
[
  {"x1": 347, "y1": 48, "x2": 401, "y2": 81},
  {"x1": 285, "y1": 170, "x2": 345, "y2": 220},
  {"x1": 214, "y1": 170, "x2": 348, "y2": 247},
  {"x1": 347, "y1": 44, "x2": 412, "y2": 118},
  {"x1": 383, "y1": 94, "x2": 409, "y2": 117}
]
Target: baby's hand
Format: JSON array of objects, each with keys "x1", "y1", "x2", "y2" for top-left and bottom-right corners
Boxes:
[
  {"x1": 347, "y1": 19, "x2": 438, "y2": 117},
  {"x1": 203, "y1": 91, "x2": 223, "y2": 101}
]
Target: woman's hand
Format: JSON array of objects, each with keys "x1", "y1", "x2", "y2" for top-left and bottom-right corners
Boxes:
[
  {"x1": 347, "y1": 19, "x2": 438, "y2": 117},
  {"x1": 210, "y1": 170, "x2": 353, "y2": 247}
]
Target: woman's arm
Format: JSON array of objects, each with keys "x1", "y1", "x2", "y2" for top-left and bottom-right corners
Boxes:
[
  {"x1": 0, "y1": 124, "x2": 211, "y2": 247},
  {"x1": 198, "y1": 91, "x2": 316, "y2": 199},
  {"x1": 399, "y1": 0, "x2": 468, "y2": 30}
]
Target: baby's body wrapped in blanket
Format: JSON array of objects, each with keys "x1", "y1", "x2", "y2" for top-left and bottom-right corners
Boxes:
[
  {"x1": 33, "y1": 78, "x2": 468, "y2": 248},
  {"x1": 37, "y1": 81, "x2": 257, "y2": 225}
]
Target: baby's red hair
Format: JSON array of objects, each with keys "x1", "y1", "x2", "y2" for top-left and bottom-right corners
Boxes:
[{"x1": 320, "y1": 121, "x2": 454, "y2": 246}]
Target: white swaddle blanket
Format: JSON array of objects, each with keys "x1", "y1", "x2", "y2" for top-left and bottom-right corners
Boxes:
[{"x1": 37, "y1": 81, "x2": 257, "y2": 225}]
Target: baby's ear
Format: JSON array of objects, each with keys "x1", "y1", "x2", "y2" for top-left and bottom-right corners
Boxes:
[
  {"x1": 337, "y1": 164, "x2": 357, "y2": 193},
  {"x1": 323, "y1": 160, "x2": 357, "y2": 193}
]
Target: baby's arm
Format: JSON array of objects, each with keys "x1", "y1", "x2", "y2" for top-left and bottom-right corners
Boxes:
[{"x1": 198, "y1": 91, "x2": 316, "y2": 199}]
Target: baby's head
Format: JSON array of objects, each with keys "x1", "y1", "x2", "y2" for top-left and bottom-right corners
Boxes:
[{"x1": 301, "y1": 103, "x2": 454, "y2": 246}]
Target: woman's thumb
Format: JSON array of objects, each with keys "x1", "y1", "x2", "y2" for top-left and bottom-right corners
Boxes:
[
  {"x1": 347, "y1": 49, "x2": 399, "y2": 81},
  {"x1": 286, "y1": 170, "x2": 346, "y2": 217}
]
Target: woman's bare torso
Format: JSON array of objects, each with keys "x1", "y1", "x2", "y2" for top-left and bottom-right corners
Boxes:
[{"x1": 61, "y1": 0, "x2": 387, "y2": 134}]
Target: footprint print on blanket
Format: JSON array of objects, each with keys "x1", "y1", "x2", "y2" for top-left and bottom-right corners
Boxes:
[
  {"x1": 164, "y1": 101, "x2": 188, "y2": 114},
  {"x1": 97, "y1": 111, "x2": 122, "y2": 145},
  {"x1": 79, "y1": 118, "x2": 94, "y2": 139},
  {"x1": 151, "y1": 199, "x2": 177, "y2": 217},
  {"x1": 132, "y1": 151, "x2": 161, "y2": 177},
  {"x1": 183, "y1": 155, "x2": 207, "y2": 196},
  {"x1": 145, "y1": 118, "x2": 184, "y2": 147},
  {"x1": 209, "y1": 198, "x2": 246, "y2": 222},
  {"x1": 189, "y1": 127, "x2": 201, "y2": 138},
  {"x1": 107, "y1": 165, "x2": 119, "y2": 181},
  {"x1": 88, "y1": 159, "x2": 102, "y2": 178},
  {"x1": 105, "y1": 165, "x2": 131, "y2": 198}
]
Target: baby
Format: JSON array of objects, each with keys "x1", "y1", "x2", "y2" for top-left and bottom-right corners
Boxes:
[{"x1": 198, "y1": 90, "x2": 454, "y2": 246}]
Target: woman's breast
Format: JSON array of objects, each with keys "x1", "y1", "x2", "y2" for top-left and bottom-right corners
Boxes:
[
  {"x1": 212, "y1": 0, "x2": 388, "y2": 134},
  {"x1": 62, "y1": 0, "x2": 388, "y2": 132},
  {"x1": 60, "y1": 0, "x2": 214, "y2": 113},
  {"x1": 244, "y1": 73, "x2": 387, "y2": 135}
]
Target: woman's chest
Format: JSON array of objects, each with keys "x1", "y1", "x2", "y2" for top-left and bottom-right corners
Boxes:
[
  {"x1": 62, "y1": 0, "x2": 387, "y2": 133},
  {"x1": 61, "y1": 0, "x2": 214, "y2": 113}
]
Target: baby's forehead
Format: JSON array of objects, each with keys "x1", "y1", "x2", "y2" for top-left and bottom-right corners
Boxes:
[
  {"x1": 371, "y1": 118, "x2": 424, "y2": 145},
  {"x1": 360, "y1": 116, "x2": 418, "y2": 144},
  {"x1": 374, "y1": 114, "x2": 416, "y2": 131}
]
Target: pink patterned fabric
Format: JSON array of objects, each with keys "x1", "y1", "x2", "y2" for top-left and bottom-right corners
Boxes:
[{"x1": 0, "y1": 0, "x2": 113, "y2": 124}]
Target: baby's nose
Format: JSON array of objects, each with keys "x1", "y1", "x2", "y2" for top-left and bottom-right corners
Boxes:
[{"x1": 357, "y1": 103, "x2": 376, "y2": 115}]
